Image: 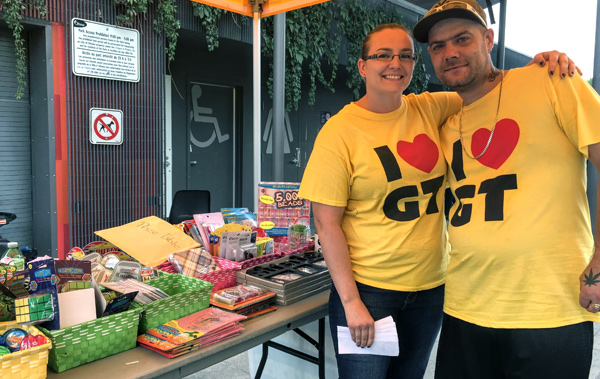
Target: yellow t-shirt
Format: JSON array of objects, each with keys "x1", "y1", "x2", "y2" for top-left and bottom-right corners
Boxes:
[
  {"x1": 299, "y1": 92, "x2": 461, "y2": 291},
  {"x1": 440, "y1": 65, "x2": 600, "y2": 328}
]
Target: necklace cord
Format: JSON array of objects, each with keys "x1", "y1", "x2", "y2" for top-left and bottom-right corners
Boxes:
[{"x1": 459, "y1": 70, "x2": 504, "y2": 159}]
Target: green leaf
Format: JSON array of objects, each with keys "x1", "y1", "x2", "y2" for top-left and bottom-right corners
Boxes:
[{"x1": 584, "y1": 269, "x2": 600, "y2": 286}]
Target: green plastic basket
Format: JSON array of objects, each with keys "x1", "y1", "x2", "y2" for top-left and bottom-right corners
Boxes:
[
  {"x1": 138, "y1": 273, "x2": 213, "y2": 334},
  {"x1": 39, "y1": 307, "x2": 141, "y2": 373}
]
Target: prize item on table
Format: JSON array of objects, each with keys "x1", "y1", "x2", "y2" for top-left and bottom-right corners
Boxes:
[
  {"x1": 100, "y1": 253, "x2": 121, "y2": 270},
  {"x1": 210, "y1": 223, "x2": 251, "y2": 257},
  {"x1": 255, "y1": 236, "x2": 274, "y2": 257},
  {"x1": 168, "y1": 248, "x2": 219, "y2": 276},
  {"x1": 137, "y1": 306, "x2": 246, "y2": 358},
  {"x1": 65, "y1": 247, "x2": 85, "y2": 260},
  {"x1": 54, "y1": 260, "x2": 92, "y2": 292},
  {"x1": 141, "y1": 266, "x2": 158, "y2": 281},
  {"x1": 210, "y1": 285, "x2": 277, "y2": 319},
  {"x1": 219, "y1": 230, "x2": 256, "y2": 261},
  {"x1": 102, "y1": 278, "x2": 169, "y2": 305},
  {"x1": 1, "y1": 242, "x2": 25, "y2": 271},
  {"x1": 0, "y1": 346, "x2": 9, "y2": 355},
  {"x1": 172, "y1": 220, "x2": 205, "y2": 247},
  {"x1": 19, "y1": 333, "x2": 49, "y2": 350},
  {"x1": 0, "y1": 258, "x2": 20, "y2": 280},
  {"x1": 103, "y1": 250, "x2": 138, "y2": 262},
  {"x1": 15, "y1": 293, "x2": 55, "y2": 324},
  {"x1": 108, "y1": 260, "x2": 143, "y2": 282},
  {"x1": 0, "y1": 262, "x2": 16, "y2": 284},
  {"x1": 83, "y1": 241, "x2": 120, "y2": 255},
  {"x1": 257, "y1": 182, "x2": 311, "y2": 237},
  {"x1": 91, "y1": 262, "x2": 113, "y2": 284},
  {"x1": 212, "y1": 284, "x2": 265, "y2": 305},
  {"x1": 193, "y1": 212, "x2": 225, "y2": 253},
  {"x1": 236, "y1": 251, "x2": 331, "y2": 306},
  {"x1": 102, "y1": 291, "x2": 138, "y2": 316},
  {"x1": 3, "y1": 269, "x2": 29, "y2": 298},
  {"x1": 221, "y1": 208, "x2": 257, "y2": 227},
  {"x1": 27, "y1": 258, "x2": 62, "y2": 331},
  {"x1": 3, "y1": 327, "x2": 27, "y2": 352},
  {"x1": 288, "y1": 219, "x2": 311, "y2": 250},
  {"x1": 81, "y1": 252, "x2": 102, "y2": 263}
]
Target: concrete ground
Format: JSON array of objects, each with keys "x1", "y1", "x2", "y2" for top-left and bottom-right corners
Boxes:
[{"x1": 184, "y1": 323, "x2": 600, "y2": 379}]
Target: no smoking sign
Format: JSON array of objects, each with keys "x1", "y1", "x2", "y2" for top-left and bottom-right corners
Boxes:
[{"x1": 89, "y1": 108, "x2": 123, "y2": 145}]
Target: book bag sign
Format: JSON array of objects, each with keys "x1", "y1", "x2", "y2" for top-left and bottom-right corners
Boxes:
[{"x1": 89, "y1": 108, "x2": 123, "y2": 145}]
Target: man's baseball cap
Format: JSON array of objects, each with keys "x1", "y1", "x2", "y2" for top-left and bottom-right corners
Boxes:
[{"x1": 413, "y1": 0, "x2": 488, "y2": 43}]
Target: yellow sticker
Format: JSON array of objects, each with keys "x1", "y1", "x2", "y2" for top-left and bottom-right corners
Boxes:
[
  {"x1": 260, "y1": 221, "x2": 275, "y2": 230},
  {"x1": 260, "y1": 195, "x2": 274, "y2": 204}
]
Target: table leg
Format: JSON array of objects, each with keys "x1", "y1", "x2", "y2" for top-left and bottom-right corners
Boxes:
[{"x1": 253, "y1": 317, "x2": 326, "y2": 379}]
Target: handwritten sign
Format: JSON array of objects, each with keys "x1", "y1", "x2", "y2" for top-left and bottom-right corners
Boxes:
[{"x1": 94, "y1": 216, "x2": 199, "y2": 267}]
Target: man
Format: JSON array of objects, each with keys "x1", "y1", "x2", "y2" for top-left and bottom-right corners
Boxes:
[{"x1": 413, "y1": 1, "x2": 600, "y2": 378}]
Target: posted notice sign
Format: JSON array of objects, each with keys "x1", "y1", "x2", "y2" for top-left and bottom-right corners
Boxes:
[
  {"x1": 89, "y1": 108, "x2": 123, "y2": 145},
  {"x1": 71, "y1": 18, "x2": 140, "y2": 82}
]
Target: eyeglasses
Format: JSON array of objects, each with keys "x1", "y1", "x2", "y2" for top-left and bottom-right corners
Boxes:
[
  {"x1": 426, "y1": 1, "x2": 486, "y2": 27},
  {"x1": 363, "y1": 53, "x2": 417, "y2": 62}
]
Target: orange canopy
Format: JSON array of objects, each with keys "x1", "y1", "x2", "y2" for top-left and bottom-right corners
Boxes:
[{"x1": 189, "y1": 0, "x2": 331, "y2": 17}]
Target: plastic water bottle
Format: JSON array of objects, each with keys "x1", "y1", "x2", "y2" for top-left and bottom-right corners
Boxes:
[{"x1": 1, "y1": 242, "x2": 24, "y2": 271}]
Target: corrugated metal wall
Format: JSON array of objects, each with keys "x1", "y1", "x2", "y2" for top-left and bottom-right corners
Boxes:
[
  {"x1": 60, "y1": 1, "x2": 166, "y2": 248},
  {"x1": 0, "y1": 28, "x2": 32, "y2": 247}
]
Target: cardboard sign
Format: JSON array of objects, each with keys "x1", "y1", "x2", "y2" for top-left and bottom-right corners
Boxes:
[{"x1": 94, "y1": 216, "x2": 200, "y2": 267}]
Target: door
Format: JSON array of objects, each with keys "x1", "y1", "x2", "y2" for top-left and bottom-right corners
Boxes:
[{"x1": 187, "y1": 82, "x2": 240, "y2": 211}]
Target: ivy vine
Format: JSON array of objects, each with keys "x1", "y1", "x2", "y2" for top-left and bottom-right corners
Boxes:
[
  {"x1": 0, "y1": 0, "x2": 47, "y2": 99},
  {"x1": 114, "y1": 0, "x2": 427, "y2": 112},
  {"x1": 114, "y1": 0, "x2": 180, "y2": 62},
  {"x1": 190, "y1": 3, "x2": 225, "y2": 52},
  {"x1": 260, "y1": 0, "x2": 430, "y2": 110}
]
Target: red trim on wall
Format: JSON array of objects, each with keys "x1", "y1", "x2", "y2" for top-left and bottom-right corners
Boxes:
[{"x1": 53, "y1": 22, "x2": 69, "y2": 260}]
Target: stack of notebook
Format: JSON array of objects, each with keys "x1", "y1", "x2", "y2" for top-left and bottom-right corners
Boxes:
[
  {"x1": 210, "y1": 285, "x2": 277, "y2": 320},
  {"x1": 137, "y1": 307, "x2": 246, "y2": 358}
]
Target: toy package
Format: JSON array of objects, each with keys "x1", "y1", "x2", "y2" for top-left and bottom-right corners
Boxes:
[
  {"x1": 257, "y1": 182, "x2": 311, "y2": 237},
  {"x1": 27, "y1": 258, "x2": 60, "y2": 329}
]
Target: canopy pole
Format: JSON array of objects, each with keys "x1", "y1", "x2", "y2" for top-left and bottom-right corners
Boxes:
[
  {"x1": 495, "y1": 0, "x2": 507, "y2": 69},
  {"x1": 272, "y1": 13, "x2": 286, "y2": 181},
  {"x1": 588, "y1": 0, "x2": 600, "y2": 236},
  {"x1": 252, "y1": 8, "x2": 262, "y2": 212}
]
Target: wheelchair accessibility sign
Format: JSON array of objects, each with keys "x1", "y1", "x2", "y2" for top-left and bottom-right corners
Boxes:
[{"x1": 89, "y1": 108, "x2": 123, "y2": 145}]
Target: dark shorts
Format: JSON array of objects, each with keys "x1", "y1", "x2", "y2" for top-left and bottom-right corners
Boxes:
[
  {"x1": 435, "y1": 313, "x2": 593, "y2": 379},
  {"x1": 329, "y1": 282, "x2": 444, "y2": 379}
]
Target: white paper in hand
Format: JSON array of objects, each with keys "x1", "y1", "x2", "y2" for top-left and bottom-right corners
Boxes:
[{"x1": 337, "y1": 316, "x2": 399, "y2": 356}]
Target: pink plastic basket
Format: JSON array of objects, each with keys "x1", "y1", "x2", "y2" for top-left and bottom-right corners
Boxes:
[
  {"x1": 156, "y1": 253, "x2": 287, "y2": 292},
  {"x1": 199, "y1": 256, "x2": 240, "y2": 291},
  {"x1": 239, "y1": 252, "x2": 286, "y2": 270},
  {"x1": 275, "y1": 241, "x2": 315, "y2": 257}
]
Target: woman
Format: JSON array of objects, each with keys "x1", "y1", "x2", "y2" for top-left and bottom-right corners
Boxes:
[{"x1": 298, "y1": 23, "x2": 574, "y2": 379}]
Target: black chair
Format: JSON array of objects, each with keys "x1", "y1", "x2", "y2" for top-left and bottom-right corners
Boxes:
[{"x1": 168, "y1": 190, "x2": 211, "y2": 224}]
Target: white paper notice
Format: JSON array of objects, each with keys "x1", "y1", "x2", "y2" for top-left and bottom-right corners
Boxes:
[{"x1": 337, "y1": 315, "x2": 399, "y2": 356}]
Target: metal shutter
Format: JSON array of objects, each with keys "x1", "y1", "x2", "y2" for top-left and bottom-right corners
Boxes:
[{"x1": 0, "y1": 28, "x2": 33, "y2": 248}]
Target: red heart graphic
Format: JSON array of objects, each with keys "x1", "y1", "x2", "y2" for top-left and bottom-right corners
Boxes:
[
  {"x1": 396, "y1": 134, "x2": 439, "y2": 173},
  {"x1": 471, "y1": 118, "x2": 520, "y2": 169}
]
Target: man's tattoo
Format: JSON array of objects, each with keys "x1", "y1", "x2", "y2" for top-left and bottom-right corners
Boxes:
[{"x1": 584, "y1": 269, "x2": 600, "y2": 286}]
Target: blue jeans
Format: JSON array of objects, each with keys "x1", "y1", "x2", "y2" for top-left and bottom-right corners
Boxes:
[{"x1": 329, "y1": 282, "x2": 444, "y2": 379}]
